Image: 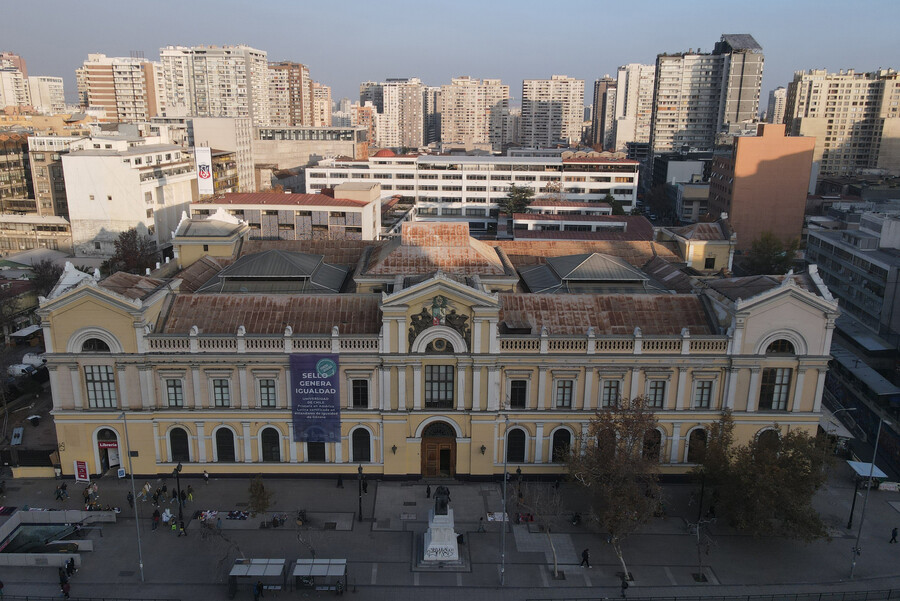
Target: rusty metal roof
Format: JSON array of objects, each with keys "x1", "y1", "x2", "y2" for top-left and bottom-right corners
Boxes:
[
  {"x1": 497, "y1": 240, "x2": 679, "y2": 269},
  {"x1": 241, "y1": 240, "x2": 379, "y2": 266},
  {"x1": 99, "y1": 273, "x2": 166, "y2": 300},
  {"x1": 498, "y1": 293, "x2": 714, "y2": 336},
  {"x1": 670, "y1": 222, "x2": 728, "y2": 241},
  {"x1": 176, "y1": 256, "x2": 229, "y2": 293},
  {"x1": 160, "y1": 294, "x2": 382, "y2": 335}
]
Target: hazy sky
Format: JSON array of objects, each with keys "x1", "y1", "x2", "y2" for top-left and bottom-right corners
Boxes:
[{"x1": 5, "y1": 0, "x2": 898, "y2": 107}]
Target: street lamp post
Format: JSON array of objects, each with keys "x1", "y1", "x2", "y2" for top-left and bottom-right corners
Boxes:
[
  {"x1": 850, "y1": 417, "x2": 890, "y2": 579},
  {"x1": 500, "y1": 413, "x2": 509, "y2": 586},
  {"x1": 357, "y1": 465, "x2": 363, "y2": 522},
  {"x1": 172, "y1": 462, "x2": 184, "y2": 524},
  {"x1": 120, "y1": 412, "x2": 144, "y2": 582}
]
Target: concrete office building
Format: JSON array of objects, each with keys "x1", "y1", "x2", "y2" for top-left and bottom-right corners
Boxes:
[
  {"x1": 61, "y1": 137, "x2": 196, "y2": 256},
  {"x1": 766, "y1": 87, "x2": 786, "y2": 125},
  {"x1": 424, "y1": 87, "x2": 442, "y2": 145},
  {"x1": 160, "y1": 45, "x2": 271, "y2": 126},
  {"x1": 0, "y1": 214, "x2": 72, "y2": 254},
  {"x1": 187, "y1": 118, "x2": 254, "y2": 193},
  {"x1": 651, "y1": 34, "x2": 764, "y2": 153},
  {"x1": 312, "y1": 82, "x2": 332, "y2": 127},
  {"x1": 590, "y1": 76, "x2": 616, "y2": 148},
  {"x1": 521, "y1": 75, "x2": 585, "y2": 148},
  {"x1": 268, "y1": 61, "x2": 312, "y2": 127},
  {"x1": 440, "y1": 77, "x2": 510, "y2": 152},
  {"x1": 252, "y1": 126, "x2": 369, "y2": 173},
  {"x1": 28, "y1": 135, "x2": 84, "y2": 218},
  {"x1": 613, "y1": 64, "x2": 656, "y2": 152},
  {"x1": 38, "y1": 218, "x2": 838, "y2": 480},
  {"x1": 0, "y1": 53, "x2": 27, "y2": 77},
  {"x1": 0, "y1": 129, "x2": 33, "y2": 212},
  {"x1": 708, "y1": 124, "x2": 815, "y2": 251},
  {"x1": 784, "y1": 69, "x2": 900, "y2": 177},
  {"x1": 27, "y1": 76, "x2": 65, "y2": 114},
  {"x1": 75, "y1": 54, "x2": 166, "y2": 121},
  {"x1": 0, "y1": 67, "x2": 30, "y2": 110}
]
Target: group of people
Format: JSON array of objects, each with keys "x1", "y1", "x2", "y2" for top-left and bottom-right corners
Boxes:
[
  {"x1": 57, "y1": 557, "x2": 77, "y2": 599},
  {"x1": 136, "y1": 480, "x2": 194, "y2": 509},
  {"x1": 53, "y1": 482, "x2": 69, "y2": 501}
]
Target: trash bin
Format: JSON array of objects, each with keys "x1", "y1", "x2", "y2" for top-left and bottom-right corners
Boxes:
[{"x1": 27, "y1": 415, "x2": 41, "y2": 427}]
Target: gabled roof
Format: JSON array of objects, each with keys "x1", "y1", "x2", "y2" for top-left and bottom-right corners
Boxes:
[
  {"x1": 497, "y1": 240, "x2": 680, "y2": 269},
  {"x1": 176, "y1": 256, "x2": 228, "y2": 293},
  {"x1": 519, "y1": 253, "x2": 663, "y2": 294},
  {"x1": 643, "y1": 257, "x2": 695, "y2": 293},
  {"x1": 195, "y1": 250, "x2": 348, "y2": 294},
  {"x1": 670, "y1": 222, "x2": 728, "y2": 241},
  {"x1": 99, "y1": 272, "x2": 167, "y2": 300},
  {"x1": 241, "y1": 240, "x2": 380, "y2": 266}
]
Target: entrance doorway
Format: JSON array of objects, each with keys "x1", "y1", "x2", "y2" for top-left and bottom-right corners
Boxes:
[
  {"x1": 421, "y1": 422, "x2": 456, "y2": 478},
  {"x1": 97, "y1": 428, "x2": 120, "y2": 473}
]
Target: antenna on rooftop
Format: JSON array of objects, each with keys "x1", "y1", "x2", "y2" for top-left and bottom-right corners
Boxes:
[{"x1": 130, "y1": 50, "x2": 145, "y2": 60}]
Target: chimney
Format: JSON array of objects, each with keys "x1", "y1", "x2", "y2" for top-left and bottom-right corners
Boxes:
[{"x1": 321, "y1": 187, "x2": 335, "y2": 198}]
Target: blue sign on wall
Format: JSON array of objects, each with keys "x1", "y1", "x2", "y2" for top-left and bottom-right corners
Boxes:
[{"x1": 290, "y1": 354, "x2": 341, "y2": 443}]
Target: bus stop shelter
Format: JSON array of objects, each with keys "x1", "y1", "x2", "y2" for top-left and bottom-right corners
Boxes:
[
  {"x1": 847, "y1": 460, "x2": 888, "y2": 485},
  {"x1": 228, "y1": 558, "x2": 286, "y2": 598},
  {"x1": 293, "y1": 558, "x2": 347, "y2": 593}
]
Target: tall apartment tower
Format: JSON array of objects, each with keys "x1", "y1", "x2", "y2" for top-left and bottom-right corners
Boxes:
[
  {"x1": 766, "y1": 87, "x2": 786, "y2": 124},
  {"x1": 367, "y1": 78, "x2": 425, "y2": 149},
  {"x1": 613, "y1": 64, "x2": 656, "y2": 151},
  {"x1": 76, "y1": 54, "x2": 166, "y2": 121},
  {"x1": 784, "y1": 69, "x2": 900, "y2": 177},
  {"x1": 590, "y1": 76, "x2": 616, "y2": 148},
  {"x1": 440, "y1": 76, "x2": 510, "y2": 152},
  {"x1": 0, "y1": 52, "x2": 27, "y2": 78},
  {"x1": 312, "y1": 82, "x2": 332, "y2": 127},
  {"x1": 268, "y1": 61, "x2": 312, "y2": 126},
  {"x1": 521, "y1": 75, "x2": 585, "y2": 147},
  {"x1": 160, "y1": 45, "x2": 270, "y2": 125},
  {"x1": 27, "y1": 77, "x2": 66, "y2": 114},
  {"x1": 424, "y1": 86, "x2": 442, "y2": 145},
  {"x1": 0, "y1": 67, "x2": 30, "y2": 110},
  {"x1": 650, "y1": 34, "x2": 764, "y2": 153}
]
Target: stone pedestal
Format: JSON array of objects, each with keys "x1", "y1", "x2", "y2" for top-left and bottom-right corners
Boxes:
[{"x1": 422, "y1": 508, "x2": 459, "y2": 562}]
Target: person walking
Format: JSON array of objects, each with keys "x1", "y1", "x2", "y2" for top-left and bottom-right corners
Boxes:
[
  {"x1": 426, "y1": 484, "x2": 431, "y2": 499},
  {"x1": 620, "y1": 576, "x2": 629, "y2": 598},
  {"x1": 362, "y1": 475, "x2": 368, "y2": 494},
  {"x1": 170, "y1": 488, "x2": 178, "y2": 504},
  {"x1": 203, "y1": 470, "x2": 209, "y2": 485},
  {"x1": 180, "y1": 489, "x2": 187, "y2": 507},
  {"x1": 126, "y1": 491, "x2": 134, "y2": 509},
  {"x1": 177, "y1": 520, "x2": 187, "y2": 537},
  {"x1": 336, "y1": 474, "x2": 344, "y2": 488},
  {"x1": 152, "y1": 509, "x2": 160, "y2": 531},
  {"x1": 58, "y1": 567, "x2": 68, "y2": 587},
  {"x1": 891, "y1": 527, "x2": 898, "y2": 543},
  {"x1": 60, "y1": 482, "x2": 68, "y2": 499},
  {"x1": 580, "y1": 548, "x2": 591, "y2": 568},
  {"x1": 253, "y1": 579, "x2": 264, "y2": 601},
  {"x1": 186, "y1": 485, "x2": 194, "y2": 502},
  {"x1": 61, "y1": 581, "x2": 70, "y2": 600}
]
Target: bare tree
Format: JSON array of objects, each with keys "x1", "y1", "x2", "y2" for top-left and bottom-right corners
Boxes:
[
  {"x1": 515, "y1": 481, "x2": 565, "y2": 578},
  {"x1": 567, "y1": 396, "x2": 661, "y2": 578}
]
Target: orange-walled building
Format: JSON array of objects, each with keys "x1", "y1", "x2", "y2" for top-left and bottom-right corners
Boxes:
[{"x1": 709, "y1": 124, "x2": 814, "y2": 251}]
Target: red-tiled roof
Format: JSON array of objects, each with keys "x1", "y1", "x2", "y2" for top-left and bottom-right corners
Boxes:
[
  {"x1": 496, "y1": 240, "x2": 680, "y2": 268},
  {"x1": 161, "y1": 294, "x2": 382, "y2": 335},
  {"x1": 197, "y1": 193, "x2": 371, "y2": 207},
  {"x1": 499, "y1": 293, "x2": 714, "y2": 335},
  {"x1": 99, "y1": 273, "x2": 165, "y2": 300}
]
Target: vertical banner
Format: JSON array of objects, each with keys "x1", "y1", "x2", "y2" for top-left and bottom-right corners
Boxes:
[
  {"x1": 195, "y1": 146, "x2": 214, "y2": 196},
  {"x1": 290, "y1": 354, "x2": 341, "y2": 443},
  {"x1": 74, "y1": 460, "x2": 90, "y2": 483}
]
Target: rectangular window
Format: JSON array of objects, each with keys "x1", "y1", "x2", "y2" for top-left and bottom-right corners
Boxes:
[
  {"x1": 213, "y1": 379, "x2": 231, "y2": 407},
  {"x1": 510, "y1": 380, "x2": 527, "y2": 409},
  {"x1": 704, "y1": 257, "x2": 716, "y2": 270},
  {"x1": 85, "y1": 365, "x2": 117, "y2": 408},
  {"x1": 425, "y1": 365, "x2": 454, "y2": 408},
  {"x1": 259, "y1": 379, "x2": 276, "y2": 407},
  {"x1": 306, "y1": 441, "x2": 326, "y2": 462},
  {"x1": 352, "y1": 379, "x2": 369, "y2": 409},
  {"x1": 647, "y1": 380, "x2": 666, "y2": 408},
  {"x1": 693, "y1": 380, "x2": 713, "y2": 409},
  {"x1": 601, "y1": 380, "x2": 620, "y2": 408},
  {"x1": 555, "y1": 380, "x2": 573, "y2": 408},
  {"x1": 166, "y1": 379, "x2": 184, "y2": 407},
  {"x1": 759, "y1": 368, "x2": 791, "y2": 411}
]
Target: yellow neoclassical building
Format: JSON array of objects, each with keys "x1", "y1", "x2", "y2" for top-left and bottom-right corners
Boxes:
[{"x1": 38, "y1": 220, "x2": 839, "y2": 479}]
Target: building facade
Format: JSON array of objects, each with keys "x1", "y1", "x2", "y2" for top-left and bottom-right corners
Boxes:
[
  {"x1": 75, "y1": 54, "x2": 165, "y2": 121},
  {"x1": 252, "y1": 125, "x2": 369, "y2": 171},
  {"x1": 371, "y1": 78, "x2": 425, "y2": 149},
  {"x1": 312, "y1": 82, "x2": 332, "y2": 127},
  {"x1": 784, "y1": 69, "x2": 900, "y2": 177},
  {"x1": 0, "y1": 129, "x2": 33, "y2": 211},
  {"x1": 0, "y1": 214, "x2": 72, "y2": 254},
  {"x1": 268, "y1": 61, "x2": 312, "y2": 127},
  {"x1": 440, "y1": 77, "x2": 510, "y2": 152},
  {"x1": 28, "y1": 135, "x2": 83, "y2": 218},
  {"x1": 766, "y1": 87, "x2": 786, "y2": 125},
  {"x1": 521, "y1": 76, "x2": 585, "y2": 148},
  {"x1": 187, "y1": 118, "x2": 254, "y2": 193},
  {"x1": 613, "y1": 64, "x2": 656, "y2": 151},
  {"x1": 38, "y1": 221, "x2": 839, "y2": 479}
]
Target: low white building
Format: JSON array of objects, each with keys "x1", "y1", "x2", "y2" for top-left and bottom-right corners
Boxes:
[{"x1": 62, "y1": 137, "x2": 196, "y2": 256}]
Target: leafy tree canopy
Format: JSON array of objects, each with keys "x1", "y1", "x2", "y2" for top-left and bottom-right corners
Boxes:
[
  {"x1": 30, "y1": 259, "x2": 63, "y2": 297},
  {"x1": 102, "y1": 228, "x2": 157, "y2": 275},
  {"x1": 500, "y1": 184, "x2": 535, "y2": 215},
  {"x1": 744, "y1": 232, "x2": 799, "y2": 275}
]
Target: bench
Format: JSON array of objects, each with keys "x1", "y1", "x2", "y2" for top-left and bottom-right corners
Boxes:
[
  {"x1": 263, "y1": 585, "x2": 281, "y2": 592},
  {"x1": 10, "y1": 427, "x2": 23, "y2": 446}
]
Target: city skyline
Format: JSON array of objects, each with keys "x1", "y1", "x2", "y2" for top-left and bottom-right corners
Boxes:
[{"x1": 5, "y1": 0, "x2": 898, "y2": 107}]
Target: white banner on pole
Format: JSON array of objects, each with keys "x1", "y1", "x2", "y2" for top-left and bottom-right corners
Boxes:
[{"x1": 195, "y1": 147, "x2": 214, "y2": 196}]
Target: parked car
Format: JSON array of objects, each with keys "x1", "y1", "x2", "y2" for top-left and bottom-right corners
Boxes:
[
  {"x1": 6, "y1": 364, "x2": 36, "y2": 378},
  {"x1": 21, "y1": 353, "x2": 46, "y2": 368}
]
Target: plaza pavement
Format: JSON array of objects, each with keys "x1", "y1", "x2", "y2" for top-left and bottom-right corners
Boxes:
[{"x1": 1, "y1": 461, "x2": 900, "y2": 600}]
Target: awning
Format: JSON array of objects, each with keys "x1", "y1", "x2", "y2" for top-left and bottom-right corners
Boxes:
[
  {"x1": 9, "y1": 324, "x2": 41, "y2": 338},
  {"x1": 819, "y1": 408, "x2": 855, "y2": 440},
  {"x1": 847, "y1": 460, "x2": 888, "y2": 480}
]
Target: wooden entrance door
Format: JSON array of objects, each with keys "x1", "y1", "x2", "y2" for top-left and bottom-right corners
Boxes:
[{"x1": 422, "y1": 437, "x2": 456, "y2": 477}]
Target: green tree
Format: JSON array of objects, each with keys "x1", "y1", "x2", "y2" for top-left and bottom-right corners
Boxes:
[
  {"x1": 604, "y1": 193, "x2": 626, "y2": 215},
  {"x1": 248, "y1": 474, "x2": 274, "y2": 516},
  {"x1": 102, "y1": 228, "x2": 157, "y2": 275},
  {"x1": 744, "y1": 232, "x2": 799, "y2": 275},
  {"x1": 499, "y1": 184, "x2": 535, "y2": 215},
  {"x1": 567, "y1": 397, "x2": 661, "y2": 577},
  {"x1": 30, "y1": 259, "x2": 63, "y2": 297}
]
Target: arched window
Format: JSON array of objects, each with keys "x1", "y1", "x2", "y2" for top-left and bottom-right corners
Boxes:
[
  {"x1": 170, "y1": 428, "x2": 190, "y2": 463},
  {"x1": 687, "y1": 429, "x2": 708, "y2": 463},
  {"x1": 757, "y1": 429, "x2": 780, "y2": 455},
  {"x1": 506, "y1": 429, "x2": 526, "y2": 463},
  {"x1": 551, "y1": 429, "x2": 571, "y2": 463},
  {"x1": 260, "y1": 428, "x2": 281, "y2": 462},
  {"x1": 82, "y1": 338, "x2": 111, "y2": 352},
  {"x1": 352, "y1": 428, "x2": 371, "y2": 462},
  {"x1": 766, "y1": 339, "x2": 795, "y2": 355},
  {"x1": 215, "y1": 428, "x2": 236, "y2": 462},
  {"x1": 643, "y1": 429, "x2": 662, "y2": 462}
]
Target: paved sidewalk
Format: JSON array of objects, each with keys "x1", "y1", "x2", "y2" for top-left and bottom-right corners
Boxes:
[{"x1": 1, "y1": 463, "x2": 899, "y2": 600}]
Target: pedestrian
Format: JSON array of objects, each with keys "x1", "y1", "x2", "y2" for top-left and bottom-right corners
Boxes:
[
  {"x1": 60, "y1": 482, "x2": 68, "y2": 499},
  {"x1": 186, "y1": 485, "x2": 194, "y2": 502},
  {"x1": 151, "y1": 491, "x2": 159, "y2": 506},
  {"x1": 620, "y1": 576, "x2": 629, "y2": 598},
  {"x1": 337, "y1": 474, "x2": 344, "y2": 488},
  {"x1": 170, "y1": 488, "x2": 178, "y2": 504},
  {"x1": 180, "y1": 489, "x2": 187, "y2": 507},
  {"x1": 65, "y1": 557, "x2": 76, "y2": 577},
  {"x1": 477, "y1": 517, "x2": 486, "y2": 533},
  {"x1": 253, "y1": 579, "x2": 264, "y2": 601},
  {"x1": 140, "y1": 481, "x2": 151, "y2": 501},
  {"x1": 55, "y1": 485, "x2": 64, "y2": 501},
  {"x1": 580, "y1": 548, "x2": 591, "y2": 568},
  {"x1": 203, "y1": 470, "x2": 209, "y2": 485},
  {"x1": 216, "y1": 517, "x2": 222, "y2": 531},
  {"x1": 362, "y1": 475, "x2": 368, "y2": 494},
  {"x1": 126, "y1": 491, "x2": 134, "y2": 508},
  {"x1": 61, "y1": 581, "x2": 70, "y2": 599},
  {"x1": 891, "y1": 527, "x2": 898, "y2": 543},
  {"x1": 178, "y1": 520, "x2": 187, "y2": 537},
  {"x1": 426, "y1": 484, "x2": 431, "y2": 499},
  {"x1": 58, "y1": 567, "x2": 68, "y2": 586},
  {"x1": 161, "y1": 482, "x2": 167, "y2": 496},
  {"x1": 554, "y1": 477, "x2": 561, "y2": 491},
  {"x1": 152, "y1": 509, "x2": 160, "y2": 530}
]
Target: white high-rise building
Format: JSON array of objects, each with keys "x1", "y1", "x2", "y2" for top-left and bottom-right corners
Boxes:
[
  {"x1": 160, "y1": 45, "x2": 271, "y2": 125},
  {"x1": 613, "y1": 64, "x2": 655, "y2": 151},
  {"x1": 785, "y1": 68, "x2": 900, "y2": 177},
  {"x1": 27, "y1": 76, "x2": 66, "y2": 114},
  {"x1": 76, "y1": 54, "x2": 166, "y2": 121},
  {"x1": 440, "y1": 76, "x2": 509, "y2": 152},
  {"x1": 766, "y1": 87, "x2": 787, "y2": 124},
  {"x1": 0, "y1": 67, "x2": 29, "y2": 109},
  {"x1": 368, "y1": 78, "x2": 425, "y2": 149},
  {"x1": 312, "y1": 82, "x2": 332, "y2": 127},
  {"x1": 521, "y1": 75, "x2": 585, "y2": 147}
]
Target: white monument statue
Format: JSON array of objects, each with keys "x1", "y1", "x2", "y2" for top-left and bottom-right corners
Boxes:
[{"x1": 423, "y1": 485, "x2": 459, "y2": 562}]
